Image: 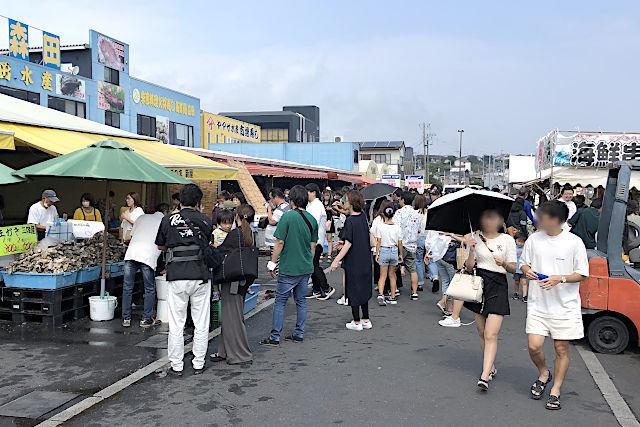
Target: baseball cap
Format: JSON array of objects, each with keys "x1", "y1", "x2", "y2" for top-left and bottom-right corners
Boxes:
[
  {"x1": 518, "y1": 188, "x2": 528, "y2": 196},
  {"x1": 42, "y1": 189, "x2": 59, "y2": 202}
]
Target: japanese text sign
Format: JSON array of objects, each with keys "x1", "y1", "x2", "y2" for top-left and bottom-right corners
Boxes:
[
  {"x1": 42, "y1": 31, "x2": 61, "y2": 69},
  {"x1": 0, "y1": 224, "x2": 37, "y2": 256},
  {"x1": 8, "y1": 19, "x2": 28, "y2": 61},
  {"x1": 405, "y1": 175, "x2": 424, "y2": 191},
  {"x1": 554, "y1": 133, "x2": 640, "y2": 168},
  {"x1": 381, "y1": 174, "x2": 401, "y2": 188}
]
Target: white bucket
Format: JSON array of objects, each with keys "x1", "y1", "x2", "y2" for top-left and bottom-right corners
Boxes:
[
  {"x1": 89, "y1": 296, "x2": 118, "y2": 321},
  {"x1": 155, "y1": 276, "x2": 169, "y2": 301},
  {"x1": 156, "y1": 300, "x2": 169, "y2": 323}
]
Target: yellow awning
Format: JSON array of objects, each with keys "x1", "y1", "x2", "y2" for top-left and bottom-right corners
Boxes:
[
  {"x1": 0, "y1": 122, "x2": 237, "y2": 181},
  {"x1": 0, "y1": 130, "x2": 15, "y2": 150}
]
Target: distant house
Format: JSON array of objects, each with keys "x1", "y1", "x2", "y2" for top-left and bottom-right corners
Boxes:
[{"x1": 358, "y1": 141, "x2": 406, "y2": 176}]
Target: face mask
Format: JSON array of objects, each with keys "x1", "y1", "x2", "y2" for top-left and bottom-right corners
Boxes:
[{"x1": 82, "y1": 201, "x2": 91, "y2": 208}]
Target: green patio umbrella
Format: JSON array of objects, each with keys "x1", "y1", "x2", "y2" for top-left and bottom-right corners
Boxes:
[
  {"x1": 13, "y1": 139, "x2": 190, "y2": 296},
  {"x1": 0, "y1": 162, "x2": 24, "y2": 185}
]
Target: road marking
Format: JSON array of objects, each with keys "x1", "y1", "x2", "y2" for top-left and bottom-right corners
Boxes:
[
  {"x1": 576, "y1": 345, "x2": 640, "y2": 427},
  {"x1": 34, "y1": 294, "x2": 275, "y2": 427}
]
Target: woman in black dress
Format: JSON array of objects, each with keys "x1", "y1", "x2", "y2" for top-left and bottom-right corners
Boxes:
[
  {"x1": 209, "y1": 204, "x2": 256, "y2": 365},
  {"x1": 463, "y1": 208, "x2": 517, "y2": 391},
  {"x1": 329, "y1": 190, "x2": 373, "y2": 331}
]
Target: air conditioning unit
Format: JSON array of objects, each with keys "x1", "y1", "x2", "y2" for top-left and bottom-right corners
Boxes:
[{"x1": 334, "y1": 136, "x2": 344, "y2": 143}]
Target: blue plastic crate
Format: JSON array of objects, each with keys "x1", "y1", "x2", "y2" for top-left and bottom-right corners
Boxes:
[
  {"x1": 3, "y1": 271, "x2": 79, "y2": 289},
  {"x1": 0, "y1": 269, "x2": 4, "y2": 284},
  {"x1": 243, "y1": 283, "x2": 260, "y2": 315},
  {"x1": 109, "y1": 262, "x2": 125, "y2": 277},
  {"x1": 77, "y1": 266, "x2": 101, "y2": 283}
]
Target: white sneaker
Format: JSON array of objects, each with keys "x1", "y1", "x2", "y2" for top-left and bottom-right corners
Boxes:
[
  {"x1": 377, "y1": 294, "x2": 387, "y2": 306},
  {"x1": 362, "y1": 320, "x2": 372, "y2": 329},
  {"x1": 438, "y1": 316, "x2": 461, "y2": 328},
  {"x1": 337, "y1": 296, "x2": 349, "y2": 305},
  {"x1": 346, "y1": 321, "x2": 363, "y2": 331}
]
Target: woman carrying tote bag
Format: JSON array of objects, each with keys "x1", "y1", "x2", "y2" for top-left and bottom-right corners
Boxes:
[
  {"x1": 209, "y1": 204, "x2": 256, "y2": 365},
  {"x1": 440, "y1": 207, "x2": 517, "y2": 391}
]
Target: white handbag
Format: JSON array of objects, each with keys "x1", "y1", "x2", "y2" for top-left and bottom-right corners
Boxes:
[{"x1": 445, "y1": 270, "x2": 484, "y2": 303}]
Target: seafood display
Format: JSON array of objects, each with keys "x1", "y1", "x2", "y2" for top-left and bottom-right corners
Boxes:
[{"x1": 6, "y1": 234, "x2": 125, "y2": 274}]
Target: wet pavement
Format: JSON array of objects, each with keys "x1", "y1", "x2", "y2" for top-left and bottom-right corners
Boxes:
[
  {"x1": 61, "y1": 268, "x2": 622, "y2": 427},
  {"x1": 0, "y1": 255, "x2": 275, "y2": 427}
]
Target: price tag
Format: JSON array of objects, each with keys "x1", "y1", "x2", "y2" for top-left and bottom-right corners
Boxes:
[{"x1": 0, "y1": 224, "x2": 37, "y2": 256}]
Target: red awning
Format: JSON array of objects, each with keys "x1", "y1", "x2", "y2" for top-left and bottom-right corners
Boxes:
[
  {"x1": 361, "y1": 176, "x2": 381, "y2": 185},
  {"x1": 337, "y1": 174, "x2": 364, "y2": 184},
  {"x1": 245, "y1": 164, "x2": 328, "y2": 179}
]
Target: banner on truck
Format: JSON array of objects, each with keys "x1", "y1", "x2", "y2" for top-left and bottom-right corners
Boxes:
[
  {"x1": 0, "y1": 224, "x2": 37, "y2": 256},
  {"x1": 381, "y1": 174, "x2": 401, "y2": 188},
  {"x1": 405, "y1": 175, "x2": 424, "y2": 192}
]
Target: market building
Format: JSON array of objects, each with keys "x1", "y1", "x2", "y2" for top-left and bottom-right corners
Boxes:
[
  {"x1": 201, "y1": 112, "x2": 261, "y2": 146},
  {"x1": 219, "y1": 105, "x2": 320, "y2": 143},
  {"x1": 0, "y1": 23, "x2": 200, "y2": 147}
]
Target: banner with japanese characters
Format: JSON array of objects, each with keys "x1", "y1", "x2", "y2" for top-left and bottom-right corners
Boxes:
[
  {"x1": 8, "y1": 19, "x2": 28, "y2": 61},
  {"x1": 405, "y1": 175, "x2": 424, "y2": 192},
  {"x1": 554, "y1": 133, "x2": 640, "y2": 168},
  {"x1": 381, "y1": 174, "x2": 401, "y2": 188},
  {"x1": 0, "y1": 224, "x2": 37, "y2": 256}
]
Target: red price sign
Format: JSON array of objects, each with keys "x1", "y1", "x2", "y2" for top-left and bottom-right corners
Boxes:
[{"x1": 0, "y1": 224, "x2": 37, "y2": 256}]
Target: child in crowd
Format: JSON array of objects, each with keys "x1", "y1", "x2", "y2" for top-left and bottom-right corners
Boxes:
[
  {"x1": 374, "y1": 204, "x2": 403, "y2": 306},
  {"x1": 211, "y1": 209, "x2": 235, "y2": 302},
  {"x1": 512, "y1": 232, "x2": 528, "y2": 302}
]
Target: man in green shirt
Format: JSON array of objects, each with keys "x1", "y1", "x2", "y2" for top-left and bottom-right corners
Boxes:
[
  {"x1": 261, "y1": 185, "x2": 318, "y2": 346},
  {"x1": 568, "y1": 198, "x2": 602, "y2": 249}
]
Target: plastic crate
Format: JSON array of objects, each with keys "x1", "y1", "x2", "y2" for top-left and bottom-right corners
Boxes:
[
  {"x1": 243, "y1": 283, "x2": 260, "y2": 315},
  {"x1": 110, "y1": 262, "x2": 125, "y2": 277},
  {"x1": 77, "y1": 266, "x2": 101, "y2": 283},
  {"x1": 3, "y1": 271, "x2": 79, "y2": 289}
]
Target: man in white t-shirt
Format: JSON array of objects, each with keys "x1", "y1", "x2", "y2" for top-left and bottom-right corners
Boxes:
[
  {"x1": 265, "y1": 188, "x2": 291, "y2": 273},
  {"x1": 305, "y1": 183, "x2": 335, "y2": 300},
  {"x1": 520, "y1": 200, "x2": 589, "y2": 411},
  {"x1": 558, "y1": 185, "x2": 577, "y2": 232},
  {"x1": 122, "y1": 203, "x2": 169, "y2": 328},
  {"x1": 27, "y1": 189, "x2": 60, "y2": 240}
]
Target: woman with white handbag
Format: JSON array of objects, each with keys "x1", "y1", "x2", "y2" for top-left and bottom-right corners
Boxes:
[{"x1": 441, "y1": 208, "x2": 517, "y2": 391}]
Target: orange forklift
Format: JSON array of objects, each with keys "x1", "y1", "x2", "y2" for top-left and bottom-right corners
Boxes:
[{"x1": 581, "y1": 161, "x2": 640, "y2": 353}]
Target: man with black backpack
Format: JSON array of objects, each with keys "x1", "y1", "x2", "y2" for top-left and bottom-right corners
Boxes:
[
  {"x1": 261, "y1": 185, "x2": 318, "y2": 346},
  {"x1": 156, "y1": 184, "x2": 213, "y2": 376}
]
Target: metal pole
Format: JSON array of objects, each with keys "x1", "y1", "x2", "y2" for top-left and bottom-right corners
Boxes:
[
  {"x1": 100, "y1": 180, "x2": 110, "y2": 297},
  {"x1": 422, "y1": 123, "x2": 428, "y2": 184},
  {"x1": 457, "y1": 130, "x2": 464, "y2": 185}
]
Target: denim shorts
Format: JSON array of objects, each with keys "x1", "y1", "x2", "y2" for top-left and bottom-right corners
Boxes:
[{"x1": 378, "y1": 246, "x2": 398, "y2": 266}]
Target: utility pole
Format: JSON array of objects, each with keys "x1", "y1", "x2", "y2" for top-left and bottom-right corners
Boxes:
[
  {"x1": 421, "y1": 123, "x2": 435, "y2": 185},
  {"x1": 457, "y1": 129, "x2": 464, "y2": 185}
]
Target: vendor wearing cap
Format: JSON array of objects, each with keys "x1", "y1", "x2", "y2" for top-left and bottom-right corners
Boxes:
[{"x1": 28, "y1": 189, "x2": 60, "y2": 240}]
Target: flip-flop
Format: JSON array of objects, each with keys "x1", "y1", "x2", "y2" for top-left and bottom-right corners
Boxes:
[
  {"x1": 531, "y1": 371, "x2": 552, "y2": 400},
  {"x1": 209, "y1": 353, "x2": 226, "y2": 362},
  {"x1": 546, "y1": 395, "x2": 561, "y2": 410}
]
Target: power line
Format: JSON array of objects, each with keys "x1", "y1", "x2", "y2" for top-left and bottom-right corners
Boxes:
[{"x1": 420, "y1": 122, "x2": 435, "y2": 184}]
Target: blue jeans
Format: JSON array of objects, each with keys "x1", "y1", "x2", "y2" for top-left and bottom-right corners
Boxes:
[
  {"x1": 123, "y1": 260, "x2": 156, "y2": 320},
  {"x1": 436, "y1": 259, "x2": 456, "y2": 294},
  {"x1": 270, "y1": 274, "x2": 309, "y2": 342},
  {"x1": 416, "y1": 235, "x2": 438, "y2": 284}
]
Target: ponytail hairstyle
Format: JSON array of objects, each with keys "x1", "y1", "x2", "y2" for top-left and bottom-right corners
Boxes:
[
  {"x1": 237, "y1": 204, "x2": 255, "y2": 246},
  {"x1": 376, "y1": 199, "x2": 395, "y2": 220}
]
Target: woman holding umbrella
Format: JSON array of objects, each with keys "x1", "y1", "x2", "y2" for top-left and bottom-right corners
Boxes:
[{"x1": 460, "y1": 208, "x2": 517, "y2": 391}]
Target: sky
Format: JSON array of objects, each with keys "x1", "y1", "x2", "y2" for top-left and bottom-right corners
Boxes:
[{"x1": 2, "y1": 1, "x2": 639, "y2": 156}]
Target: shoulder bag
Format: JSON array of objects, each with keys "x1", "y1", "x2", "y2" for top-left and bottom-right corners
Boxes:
[{"x1": 214, "y1": 228, "x2": 258, "y2": 283}]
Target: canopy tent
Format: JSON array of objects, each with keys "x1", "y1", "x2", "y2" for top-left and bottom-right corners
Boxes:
[
  {"x1": 0, "y1": 130, "x2": 15, "y2": 150},
  {"x1": 13, "y1": 139, "x2": 190, "y2": 297},
  {"x1": 0, "y1": 162, "x2": 24, "y2": 185},
  {"x1": 533, "y1": 166, "x2": 640, "y2": 188},
  {"x1": 0, "y1": 94, "x2": 237, "y2": 181}
]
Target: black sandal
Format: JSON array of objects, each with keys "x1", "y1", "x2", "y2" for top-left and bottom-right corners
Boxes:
[
  {"x1": 531, "y1": 371, "x2": 552, "y2": 400},
  {"x1": 209, "y1": 353, "x2": 226, "y2": 362},
  {"x1": 546, "y1": 395, "x2": 561, "y2": 410}
]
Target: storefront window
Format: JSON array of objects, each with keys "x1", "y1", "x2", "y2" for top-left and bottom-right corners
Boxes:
[
  {"x1": 137, "y1": 114, "x2": 156, "y2": 137},
  {"x1": 169, "y1": 122, "x2": 194, "y2": 147},
  {"x1": 0, "y1": 86, "x2": 40, "y2": 104},
  {"x1": 105, "y1": 111, "x2": 120, "y2": 128},
  {"x1": 47, "y1": 95, "x2": 86, "y2": 118}
]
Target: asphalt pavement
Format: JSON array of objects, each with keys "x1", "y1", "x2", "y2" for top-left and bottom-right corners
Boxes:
[{"x1": 61, "y1": 267, "x2": 623, "y2": 427}]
